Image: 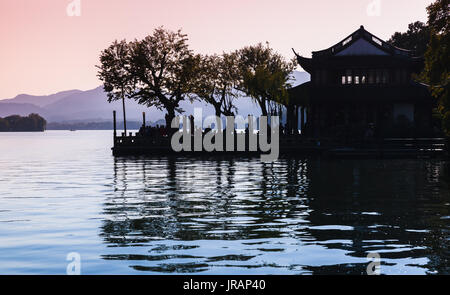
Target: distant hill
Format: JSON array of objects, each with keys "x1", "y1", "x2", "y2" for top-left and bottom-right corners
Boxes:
[
  {"x1": 0, "y1": 90, "x2": 82, "y2": 107},
  {"x1": 42, "y1": 86, "x2": 155, "y2": 122},
  {"x1": 289, "y1": 71, "x2": 310, "y2": 87},
  {"x1": 0, "y1": 102, "x2": 44, "y2": 118},
  {"x1": 0, "y1": 71, "x2": 310, "y2": 127}
]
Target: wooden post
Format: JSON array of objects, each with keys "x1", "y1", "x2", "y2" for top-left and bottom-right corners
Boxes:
[
  {"x1": 142, "y1": 112, "x2": 146, "y2": 128},
  {"x1": 190, "y1": 115, "x2": 194, "y2": 135},
  {"x1": 121, "y1": 90, "x2": 127, "y2": 136},
  {"x1": 113, "y1": 110, "x2": 117, "y2": 140}
]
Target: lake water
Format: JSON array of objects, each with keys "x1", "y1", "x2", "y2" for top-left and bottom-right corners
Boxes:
[{"x1": 0, "y1": 130, "x2": 449, "y2": 275}]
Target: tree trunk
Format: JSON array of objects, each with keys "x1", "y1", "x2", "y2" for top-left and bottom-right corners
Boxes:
[
  {"x1": 260, "y1": 103, "x2": 268, "y2": 117},
  {"x1": 223, "y1": 110, "x2": 234, "y2": 117},
  {"x1": 214, "y1": 105, "x2": 222, "y2": 118},
  {"x1": 257, "y1": 97, "x2": 268, "y2": 117},
  {"x1": 165, "y1": 107, "x2": 176, "y2": 135}
]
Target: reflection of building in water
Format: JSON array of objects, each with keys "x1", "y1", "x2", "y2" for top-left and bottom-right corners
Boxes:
[
  {"x1": 303, "y1": 159, "x2": 450, "y2": 274},
  {"x1": 289, "y1": 26, "x2": 434, "y2": 139}
]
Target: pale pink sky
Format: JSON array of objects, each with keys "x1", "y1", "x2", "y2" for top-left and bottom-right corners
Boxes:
[{"x1": 0, "y1": 0, "x2": 433, "y2": 98}]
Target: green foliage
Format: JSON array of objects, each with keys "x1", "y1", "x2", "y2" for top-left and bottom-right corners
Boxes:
[
  {"x1": 98, "y1": 29, "x2": 297, "y2": 123},
  {"x1": 0, "y1": 114, "x2": 46, "y2": 132},
  {"x1": 129, "y1": 27, "x2": 200, "y2": 126},
  {"x1": 389, "y1": 0, "x2": 449, "y2": 135},
  {"x1": 422, "y1": 0, "x2": 450, "y2": 135},
  {"x1": 427, "y1": 0, "x2": 449, "y2": 34},
  {"x1": 388, "y1": 21, "x2": 431, "y2": 56},
  {"x1": 387, "y1": 0, "x2": 448, "y2": 57},
  {"x1": 97, "y1": 40, "x2": 134, "y2": 103},
  {"x1": 98, "y1": 27, "x2": 200, "y2": 128},
  {"x1": 0, "y1": 118, "x2": 9, "y2": 131},
  {"x1": 194, "y1": 53, "x2": 239, "y2": 116},
  {"x1": 423, "y1": 33, "x2": 450, "y2": 135},
  {"x1": 236, "y1": 42, "x2": 295, "y2": 116},
  {"x1": 422, "y1": 33, "x2": 449, "y2": 87}
]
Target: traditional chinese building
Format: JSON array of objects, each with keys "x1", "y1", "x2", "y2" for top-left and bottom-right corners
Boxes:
[{"x1": 288, "y1": 26, "x2": 434, "y2": 139}]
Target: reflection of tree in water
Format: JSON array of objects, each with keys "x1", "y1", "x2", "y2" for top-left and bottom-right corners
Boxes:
[
  {"x1": 103, "y1": 157, "x2": 310, "y2": 242},
  {"x1": 101, "y1": 157, "x2": 311, "y2": 272},
  {"x1": 101, "y1": 157, "x2": 449, "y2": 274}
]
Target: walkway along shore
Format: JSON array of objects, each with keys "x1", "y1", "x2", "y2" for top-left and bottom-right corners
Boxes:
[{"x1": 111, "y1": 111, "x2": 448, "y2": 159}]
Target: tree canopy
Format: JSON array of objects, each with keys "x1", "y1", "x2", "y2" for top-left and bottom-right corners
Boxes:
[
  {"x1": 389, "y1": 0, "x2": 449, "y2": 135},
  {"x1": 388, "y1": 21, "x2": 431, "y2": 56},
  {"x1": 98, "y1": 27, "x2": 200, "y2": 129},
  {"x1": 194, "y1": 53, "x2": 240, "y2": 117},
  {"x1": 97, "y1": 40, "x2": 134, "y2": 103},
  {"x1": 235, "y1": 42, "x2": 295, "y2": 116},
  {"x1": 427, "y1": 0, "x2": 449, "y2": 34},
  {"x1": 98, "y1": 29, "x2": 296, "y2": 127},
  {"x1": 422, "y1": 0, "x2": 449, "y2": 135}
]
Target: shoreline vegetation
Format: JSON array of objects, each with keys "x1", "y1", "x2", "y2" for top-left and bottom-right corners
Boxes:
[
  {"x1": 0, "y1": 114, "x2": 46, "y2": 132},
  {"x1": 46, "y1": 120, "x2": 152, "y2": 131}
]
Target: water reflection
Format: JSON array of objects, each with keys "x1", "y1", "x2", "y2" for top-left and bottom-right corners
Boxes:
[{"x1": 102, "y1": 157, "x2": 450, "y2": 274}]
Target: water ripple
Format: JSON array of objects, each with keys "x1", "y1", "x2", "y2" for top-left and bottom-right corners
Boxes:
[{"x1": 0, "y1": 131, "x2": 449, "y2": 274}]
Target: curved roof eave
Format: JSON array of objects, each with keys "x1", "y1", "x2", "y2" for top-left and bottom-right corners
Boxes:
[{"x1": 292, "y1": 48, "x2": 313, "y2": 73}]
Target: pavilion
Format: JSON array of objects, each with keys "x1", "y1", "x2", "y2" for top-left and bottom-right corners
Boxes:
[{"x1": 287, "y1": 25, "x2": 434, "y2": 140}]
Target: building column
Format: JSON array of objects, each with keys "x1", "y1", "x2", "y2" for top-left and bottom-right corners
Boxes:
[
  {"x1": 344, "y1": 104, "x2": 349, "y2": 125},
  {"x1": 293, "y1": 106, "x2": 297, "y2": 135},
  {"x1": 300, "y1": 106, "x2": 305, "y2": 135},
  {"x1": 362, "y1": 105, "x2": 368, "y2": 126},
  {"x1": 316, "y1": 105, "x2": 322, "y2": 137}
]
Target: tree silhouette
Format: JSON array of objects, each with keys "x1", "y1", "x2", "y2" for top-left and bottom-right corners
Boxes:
[
  {"x1": 235, "y1": 42, "x2": 295, "y2": 116},
  {"x1": 388, "y1": 0, "x2": 449, "y2": 135},
  {"x1": 97, "y1": 40, "x2": 134, "y2": 134},
  {"x1": 422, "y1": 0, "x2": 449, "y2": 135},
  {"x1": 388, "y1": 21, "x2": 431, "y2": 56},
  {"x1": 0, "y1": 114, "x2": 46, "y2": 132},
  {"x1": 194, "y1": 53, "x2": 240, "y2": 117},
  {"x1": 98, "y1": 27, "x2": 200, "y2": 130},
  {"x1": 427, "y1": 0, "x2": 449, "y2": 34},
  {"x1": 129, "y1": 27, "x2": 199, "y2": 129},
  {"x1": 0, "y1": 118, "x2": 10, "y2": 131}
]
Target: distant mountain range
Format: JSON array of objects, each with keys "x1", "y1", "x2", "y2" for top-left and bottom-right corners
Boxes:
[{"x1": 0, "y1": 71, "x2": 310, "y2": 127}]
